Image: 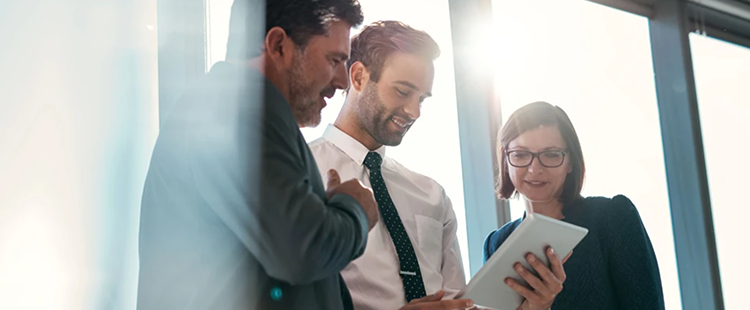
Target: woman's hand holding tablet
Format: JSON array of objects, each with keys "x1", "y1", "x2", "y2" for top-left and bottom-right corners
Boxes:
[{"x1": 457, "y1": 214, "x2": 588, "y2": 310}]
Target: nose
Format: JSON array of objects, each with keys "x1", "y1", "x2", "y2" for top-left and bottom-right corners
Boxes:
[
  {"x1": 331, "y1": 62, "x2": 348, "y2": 90},
  {"x1": 402, "y1": 98, "x2": 421, "y2": 120},
  {"x1": 527, "y1": 156, "x2": 545, "y2": 174}
]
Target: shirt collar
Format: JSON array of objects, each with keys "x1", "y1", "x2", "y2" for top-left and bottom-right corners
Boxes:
[{"x1": 322, "y1": 124, "x2": 387, "y2": 167}]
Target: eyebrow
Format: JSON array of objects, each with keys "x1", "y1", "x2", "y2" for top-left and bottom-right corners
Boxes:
[
  {"x1": 394, "y1": 80, "x2": 432, "y2": 97},
  {"x1": 329, "y1": 52, "x2": 349, "y2": 61},
  {"x1": 508, "y1": 146, "x2": 566, "y2": 151},
  {"x1": 542, "y1": 146, "x2": 565, "y2": 150}
]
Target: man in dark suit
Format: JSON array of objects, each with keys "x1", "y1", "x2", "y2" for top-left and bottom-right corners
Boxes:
[{"x1": 136, "y1": 1, "x2": 378, "y2": 309}]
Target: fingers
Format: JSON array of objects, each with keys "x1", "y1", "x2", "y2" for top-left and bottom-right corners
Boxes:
[
  {"x1": 505, "y1": 250, "x2": 566, "y2": 309},
  {"x1": 513, "y1": 261, "x2": 552, "y2": 298},
  {"x1": 505, "y1": 277, "x2": 538, "y2": 302},
  {"x1": 408, "y1": 290, "x2": 445, "y2": 304},
  {"x1": 430, "y1": 299, "x2": 474, "y2": 309},
  {"x1": 325, "y1": 176, "x2": 378, "y2": 230},
  {"x1": 526, "y1": 252, "x2": 563, "y2": 296},
  {"x1": 401, "y1": 290, "x2": 474, "y2": 310},
  {"x1": 546, "y1": 247, "x2": 568, "y2": 283},
  {"x1": 326, "y1": 169, "x2": 341, "y2": 189}
]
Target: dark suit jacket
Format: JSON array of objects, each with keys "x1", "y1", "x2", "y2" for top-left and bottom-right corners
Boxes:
[{"x1": 136, "y1": 61, "x2": 369, "y2": 310}]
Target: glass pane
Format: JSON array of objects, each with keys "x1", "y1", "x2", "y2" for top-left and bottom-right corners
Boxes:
[
  {"x1": 0, "y1": 2, "x2": 159, "y2": 309},
  {"x1": 204, "y1": 0, "x2": 470, "y2": 280},
  {"x1": 491, "y1": 0, "x2": 681, "y2": 309},
  {"x1": 691, "y1": 33, "x2": 750, "y2": 310}
]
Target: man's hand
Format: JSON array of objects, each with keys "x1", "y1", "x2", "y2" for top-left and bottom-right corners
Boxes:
[
  {"x1": 326, "y1": 169, "x2": 379, "y2": 230},
  {"x1": 505, "y1": 247, "x2": 568, "y2": 310},
  {"x1": 399, "y1": 290, "x2": 474, "y2": 310}
]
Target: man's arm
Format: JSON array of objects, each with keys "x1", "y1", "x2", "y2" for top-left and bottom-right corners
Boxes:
[
  {"x1": 189, "y1": 97, "x2": 369, "y2": 285},
  {"x1": 439, "y1": 190, "x2": 467, "y2": 298}
]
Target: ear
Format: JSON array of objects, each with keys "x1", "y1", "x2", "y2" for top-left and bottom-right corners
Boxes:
[
  {"x1": 349, "y1": 61, "x2": 370, "y2": 92},
  {"x1": 264, "y1": 27, "x2": 295, "y2": 66},
  {"x1": 567, "y1": 162, "x2": 573, "y2": 174}
]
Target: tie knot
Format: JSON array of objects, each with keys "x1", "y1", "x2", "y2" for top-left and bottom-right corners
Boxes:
[{"x1": 363, "y1": 152, "x2": 383, "y2": 170}]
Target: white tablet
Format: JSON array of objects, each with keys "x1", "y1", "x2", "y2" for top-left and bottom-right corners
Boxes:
[{"x1": 458, "y1": 213, "x2": 588, "y2": 310}]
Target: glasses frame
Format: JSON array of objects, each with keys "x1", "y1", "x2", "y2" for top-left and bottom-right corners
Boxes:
[{"x1": 505, "y1": 149, "x2": 568, "y2": 168}]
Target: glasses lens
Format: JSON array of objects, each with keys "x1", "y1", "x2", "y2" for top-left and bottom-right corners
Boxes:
[
  {"x1": 539, "y1": 151, "x2": 565, "y2": 167},
  {"x1": 508, "y1": 151, "x2": 533, "y2": 167}
]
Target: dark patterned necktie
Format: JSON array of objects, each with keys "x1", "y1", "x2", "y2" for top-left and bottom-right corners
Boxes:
[{"x1": 363, "y1": 151, "x2": 426, "y2": 302}]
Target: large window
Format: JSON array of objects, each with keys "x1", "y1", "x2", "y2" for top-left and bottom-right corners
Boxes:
[
  {"x1": 491, "y1": 0, "x2": 681, "y2": 309},
  {"x1": 0, "y1": 2, "x2": 159, "y2": 310},
  {"x1": 691, "y1": 33, "x2": 750, "y2": 310},
  {"x1": 204, "y1": 0, "x2": 471, "y2": 279}
]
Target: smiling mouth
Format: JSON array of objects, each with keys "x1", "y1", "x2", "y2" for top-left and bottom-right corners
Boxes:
[
  {"x1": 525, "y1": 180, "x2": 548, "y2": 186},
  {"x1": 391, "y1": 117, "x2": 413, "y2": 128}
]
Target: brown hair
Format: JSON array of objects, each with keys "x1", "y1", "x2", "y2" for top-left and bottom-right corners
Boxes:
[
  {"x1": 226, "y1": 0, "x2": 364, "y2": 60},
  {"x1": 347, "y1": 20, "x2": 440, "y2": 83},
  {"x1": 496, "y1": 101, "x2": 586, "y2": 205}
]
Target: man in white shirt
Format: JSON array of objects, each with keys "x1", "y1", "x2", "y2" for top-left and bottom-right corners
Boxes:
[
  {"x1": 309, "y1": 20, "x2": 471, "y2": 310},
  {"x1": 309, "y1": 21, "x2": 565, "y2": 310}
]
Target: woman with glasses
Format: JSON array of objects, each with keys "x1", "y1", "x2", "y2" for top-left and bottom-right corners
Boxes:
[{"x1": 483, "y1": 101, "x2": 665, "y2": 310}]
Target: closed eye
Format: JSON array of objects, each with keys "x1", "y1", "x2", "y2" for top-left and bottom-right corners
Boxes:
[{"x1": 396, "y1": 88, "x2": 409, "y2": 97}]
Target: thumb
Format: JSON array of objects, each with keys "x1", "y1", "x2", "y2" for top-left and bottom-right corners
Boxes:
[
  {"x1": 408, "y1": 290, "x2": 445, "y2": 304},
  {"x1": 326, "y1": 169, "x2": 341, "y2": 189}
]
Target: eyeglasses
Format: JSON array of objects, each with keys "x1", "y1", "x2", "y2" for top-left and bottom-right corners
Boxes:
[{"x1": 506, "y1": 150, "x2": 567, "y2": 168}]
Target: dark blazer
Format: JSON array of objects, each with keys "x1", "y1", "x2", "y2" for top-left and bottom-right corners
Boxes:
[
  {"x1": 484, "y1": 195, "x2": 665, "y2": 310},
  {"x1": 136, "y1": 62, "x2": 369, "y2": 310}
]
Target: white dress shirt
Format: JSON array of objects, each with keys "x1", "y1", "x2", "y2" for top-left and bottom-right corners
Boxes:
[{"x1": 308, "y1": 124, "x2": 466, "y2": 310}]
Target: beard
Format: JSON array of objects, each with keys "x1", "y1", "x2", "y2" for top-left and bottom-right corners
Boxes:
[
  {"x1": 356, "y1": 82, "x2": 410, "y2": 146},
  {"x1": 287, "y1": 51, "x2": 323, "y2": 127}
]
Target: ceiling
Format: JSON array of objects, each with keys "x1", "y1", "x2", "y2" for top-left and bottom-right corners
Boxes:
[{"x1": 590, "y1": 0, "x2": 750, "y2": 22}]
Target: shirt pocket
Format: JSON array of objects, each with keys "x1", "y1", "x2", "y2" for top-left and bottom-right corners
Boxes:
[{"x1": 415, "y1": 214, "x2": 443, "y2": 271}]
